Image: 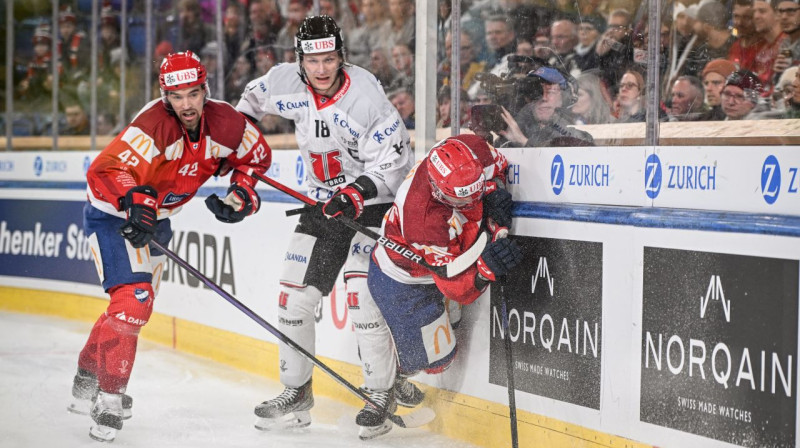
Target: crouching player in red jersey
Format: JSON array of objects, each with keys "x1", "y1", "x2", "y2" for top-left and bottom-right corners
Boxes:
[
  {"x1": 365, "y1": 134, "x2": 523, "y2": 437},
  {"x1": 67, "y1": 51, "x2": 272, "y2": 442}
]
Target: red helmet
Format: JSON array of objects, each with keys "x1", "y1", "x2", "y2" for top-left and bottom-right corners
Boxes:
[
  {"x1": 427, "y1": 138, "x2": 486, "y2": 209},
  {"x1": 158, "y1": 51, "x2": 209, "y2": 102}
]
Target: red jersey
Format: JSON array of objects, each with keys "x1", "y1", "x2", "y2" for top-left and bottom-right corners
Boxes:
[
  {"x1": 87, "y1": 98, "x2": 271, "y2": 219},
  {"x1": 372, "y1": 137, "x2": 507, "y2": 304}
]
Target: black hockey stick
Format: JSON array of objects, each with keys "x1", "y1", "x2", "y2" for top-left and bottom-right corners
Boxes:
[
  {"x1": 500, "y1": 283, "x2": 519, "y2": 448},
  {"x1": 252, "y1": 172, "x2": 487, "y2": 278},
  {"x1": 149, "y1": 239, "x2": 435, "y2": 429}
]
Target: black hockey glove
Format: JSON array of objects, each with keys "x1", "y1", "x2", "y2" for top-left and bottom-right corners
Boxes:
[
  {"x1": 205, "y1": 183, "x2": 260, "y2": 223},
  {"x1": 476, "y1": 238, "x2": 523, "y2": 282},
  {"x1": 118, "y1": 185, "x2": 159, "y2": 248},
  {"x1": 483, "y1": 187, "x2": 514, "y2": 229},
  {"x1": 322, "y1": 176, "x2": 377, "y2": 220}
]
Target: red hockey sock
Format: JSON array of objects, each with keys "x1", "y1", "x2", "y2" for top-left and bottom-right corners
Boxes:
[{"x1": 78, "y1": 312, "x2": 109, "y2": 374}]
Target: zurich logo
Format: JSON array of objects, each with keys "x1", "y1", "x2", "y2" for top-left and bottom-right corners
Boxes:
[
  {"x1": 761, "y1": 155, "x2": 781, "y2": 204},
  {"x1": 550, "y1": 154, "x2": 565, "y2": 195},
  {"x1": 295, "y1": 155, "x2": 305, "y2": 186},
  {"x1": 33, "y1": 156, "x2": 43, "y2": 177},
  {"x1": 82, "y1": 156, "x2": 92, "y2": 175},
  {"x1": 644, "y1": 154, "x2": 662, "y2": 199}
]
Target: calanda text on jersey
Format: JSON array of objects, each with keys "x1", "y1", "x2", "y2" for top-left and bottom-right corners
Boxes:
[
  {"x1": 87, "y1": 98, "x2": 272, "y2": 218},
  {"x1": 236, "y1": 63, "x2": 413, "y2": 204}
]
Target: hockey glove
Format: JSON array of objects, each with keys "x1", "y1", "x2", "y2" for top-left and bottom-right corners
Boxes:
[
  {"x1": 476, "y1": 238, "x2": 523, "y2": 282},
  {"x1": 118, "y1": 185, "x2": 159, "y2": 248},
  {"x1": 322, "y1": 177, "x2": 377, "y2": 220},
  {"x1": 483, "y1": 187, "x2": 513, "y2": 229},
  {"x1": 205, "y1": 183, "x2": 261, "y2": 223}
]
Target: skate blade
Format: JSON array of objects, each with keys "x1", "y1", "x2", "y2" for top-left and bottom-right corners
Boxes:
[
  {"x1": 254, "y1": 411, "x2": 311, "y2": 431},
  {"x1": 89, "y1": 424, "x2": 117, "y2": 442},
  {"x1": 358, "y1": 421, "x2": 393, "y2": 440},
  {"x1": 67, "y1": 399, "x2": 92, "y2": 415},
  {"x1": 122, "y1": 408, "x2": 132, "y2": 420}
]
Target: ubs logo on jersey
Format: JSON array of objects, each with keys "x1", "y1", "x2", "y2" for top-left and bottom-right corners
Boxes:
[
  {"x1": 162, "y1": 192, "x2": 191, "y2": 206},
  {"x1": 550, "y1": 155, "x2": 564, "y2": 195},
  {"x1": 644, "y1": 154, "x2": 662, "y2": 199},
  {"x1": 295, "y1": 155, "x2": 305, "y2": 185}
]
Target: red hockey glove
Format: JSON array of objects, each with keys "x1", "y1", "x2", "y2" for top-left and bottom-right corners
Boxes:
[
  {"x1": 476, "y1": 238, "x2": 523, "y2": 282},
  {"x1": 118, "y1": 186, "x2": 158, "y2": 248},
  {"x1": 322, "y1": 177, "x2": 377, "y2": 220},
  {"x1": 205, "y1": 183, "x2": 260, "y2": 223}
]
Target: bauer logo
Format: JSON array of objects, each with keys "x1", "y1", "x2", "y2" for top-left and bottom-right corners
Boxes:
[
  {"x1": 490, "y1": 236, "x2": 603, "y2": 410},
  {"x1": 295, "y1": 155, "x2": 305, "y2": 185},
  {"x1": 550, "y1": 155, "x2": 565, "y2": 195},
  {"x1": 760, "y1": 155, "x2": 781, "y2": 204},
  {"x1": 641, "y1": 247, "x2": 798, "y2": 447},
  {"x1": 644, "y1": 154, "x2": 662, "y2": 199}
]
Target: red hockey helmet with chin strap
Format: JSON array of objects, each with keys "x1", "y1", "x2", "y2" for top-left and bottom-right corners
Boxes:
[
  {"x1": 426, "y1": 138, "x2": 486, "y2": 209},
  {"x1": 158, "y1": 51, "x2": 210, "y2": 103}
]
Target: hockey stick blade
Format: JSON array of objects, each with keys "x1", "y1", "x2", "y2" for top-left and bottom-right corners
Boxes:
[
  {"x1": 253, "y1": 172, "x2": 486, "y2": 278},
  {"x1": 149, "y1": 240, "x2": 435, "y2": 429},
  {"x1": 388, "y1": 406, "x2": 436, "y2": 428}
]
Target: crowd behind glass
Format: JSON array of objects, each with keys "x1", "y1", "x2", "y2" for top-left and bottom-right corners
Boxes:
[{"x1": 4, "y1": 0, "x2": 800, "y2": 147}]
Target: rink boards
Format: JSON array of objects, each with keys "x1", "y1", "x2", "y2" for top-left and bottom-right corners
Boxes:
[{"x1": 1, "y1": 147, "x2": 800, "y2": 448}]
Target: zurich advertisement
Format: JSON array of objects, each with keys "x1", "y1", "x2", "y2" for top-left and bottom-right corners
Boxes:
[
  {"x1": 489, "y1": 235, "x2": 603, "y2": 410},
  {"x1": 641, "y1": 247, "x2": 798, "y2": 447}
]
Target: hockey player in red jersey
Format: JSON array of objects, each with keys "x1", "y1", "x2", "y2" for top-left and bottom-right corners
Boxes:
[
  {"x1": 68, "y1": 51, "x2": 271, "y2": 442},
  {"x1": 235, "y1": 15, "x2": 418, "y2": 439},
  {"x1": 365, "y1": 134, "x2": 523, "y2": 432}
]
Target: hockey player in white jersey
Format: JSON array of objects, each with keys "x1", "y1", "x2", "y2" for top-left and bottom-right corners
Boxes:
[{"x1": 235, "y1": 15, "x2": 419, "y2": 439}]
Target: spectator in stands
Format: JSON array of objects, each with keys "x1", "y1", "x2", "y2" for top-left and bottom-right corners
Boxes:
[
  {"x1": 596, "y1": 9, "x2": 635, "y2": 92},
  {"x1": 435, "y1": 85, "x2": 469, "y2": 128},
  {"x1": 772, "y1": 65, "x2": 799, "y2": 111},
  {"x1": 388, "y1": 84, "x2": 415, "y2": 129},
  {"x1": 516, "y1": 37, "x2": 535, "y2": 58},
  {"x1": 240, "y1": 0, "x2": 283, "y2": 71},
  {"x1": 99, "y1": 7, "x2": 126, "y2": 72},
  {"x1": 275, "y1": 0, "x2": 310, "y2": 52},
  {"x1": 533, "y1": 27, "x2": 554, "y2": 62},
  {"x1": 223, "y1": 2, "x2": 246, "y2": 74},
  {"x1": 61, "y1": 98, "x2": 91, "y2": 136},
  {"x1": 226, "y1": 54, "x2": 253, "y2": 104},
  {"x1": 150, "y1": 41, "x2": 175, "y2": 100},
  {"x1": 721, "y1": 69, "x2": 766, "y2": 119},
  {"x1": 17, "y1": 25, "x2": 56, "y2": 112},
  {"x1": 380, "y1": 0, "x2": 415, "y2": 51},
  {"x1": 390, "y1": 42, "x2": 415, "y2": 88},
  {"x1": 729, "y1": 0, "x2": 761, "y2": 69},
  {"x1": 349, "y1": 0, "x2": 388, "y2": 68},
  {"x1": 369, "y1": 48, "x2": 397, "y2": 88},
  {"x1": 668, "y1": 75, "x2": 708, "y2": 121},
  {"x1": 751, "y1": 0, "x2": 787, "y2": 94},
  {"x1": 58, "y1": 6, "x2": 90, "y2": 84},
  {"x1": 701, "y1": 58, "x2": 738, "y2": 120},
  {"x1": 616, "y1": 69, "x2": 646, "y2": 122},
  {"x1": 499, "y1": 66, "x2": 594, "y2": 147},
  {"x1": 320, "y1": 0, "x2": 358, "y2": 37},
  {"x1": 439, "y1": 30, "x2": 485, "y2": 93},
  {"x1": 96, "y1": 112, "x2": 118, "y2": 136},
  {"x1": 200, "y1": 42, "x2": 222, "y2": 91},
  {"x1": 673, "y1": 1, "x2": 699, "y2": 55},
  {"x1": 484, "y1": 14, "x2": 517, "y2": 72},
  {"x1": 254, "y1": 45, "x2": 279, "y2": 76},
  {"x1": 573, "y1": 16, "x2": 604, "y2": 73},
  {"x1": 773, "y1": 0, "x2": 800, "y2": 83},
  {"x1": 175, "y1": 0, "x2": 215, "y2": 54},
  {"x1": 782, "y1": 68, "x2": 800, "y2": 117},
  {"x1": 685, "y1": 1, "x2": 736, "y2": 78},
  {"x1": 572, "y1": 72, "x2": 614, "y2": 125},
  {"x1": 549, "y1": 19, "x2": 579, "y2": 76}
]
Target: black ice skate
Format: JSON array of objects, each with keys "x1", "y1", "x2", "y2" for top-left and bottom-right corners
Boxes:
[
  {"x1": 253, "y1": 380, "x2": 313, "y2": 431},
  {"x1": 356, "y1": 387, "x2": 396, "y2": 440},
  {"x1": 89, "y1": 391, "x2": 124, "y2": 442},
  {"x1": 394, "y1": 374, "x2": 424, "y2": 408},
  {"x1": 67, "y1": 369, "x2": 132, "y2": 419}
]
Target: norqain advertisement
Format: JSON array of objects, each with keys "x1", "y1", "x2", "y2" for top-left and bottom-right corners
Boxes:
[
  {"x1": 489, "y1": 235, "x2": 603, "y2": 410},
  {"x1": 641, "y1": 247, "x2": 799, "y2": 447}
]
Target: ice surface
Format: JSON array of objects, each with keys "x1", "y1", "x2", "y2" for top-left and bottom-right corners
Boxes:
[{"x1": 0, "y1": 311, "x2": 479, "y2": 448}]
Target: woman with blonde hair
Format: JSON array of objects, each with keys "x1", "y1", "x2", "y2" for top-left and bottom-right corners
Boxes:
[
  {"x1": 572, "y1": 72, "x2": 614, "y2": 125},
  {"x1": 616, "y1": 69, "x2": 646, "y2": 122}
]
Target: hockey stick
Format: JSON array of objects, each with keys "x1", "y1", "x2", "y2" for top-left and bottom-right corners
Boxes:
[
  {"x1": 148, "y1": 239, "x2": 435, "y2": 429},
  {"x1": 252, "y1": 172, "x2": 487, "y2": 278},
  {"x1": 500, "y1": 285, "x2": 519, "y2": 448}
]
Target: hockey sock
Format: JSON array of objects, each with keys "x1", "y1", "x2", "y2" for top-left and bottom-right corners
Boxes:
[{"x1": 78, "y1": 312, "x2": 110, "y2": 374}]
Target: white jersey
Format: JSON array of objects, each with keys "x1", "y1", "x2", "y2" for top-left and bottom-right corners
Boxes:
[{"x1": 236, "y1": 63, "x2": 413, "y2": 205}]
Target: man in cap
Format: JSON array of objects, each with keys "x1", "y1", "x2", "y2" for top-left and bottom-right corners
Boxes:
[
  {"x1": 701, "y1": 58, "x2": 738, "y2": 119},
  {"x1": 721, "y1": 69, "x2": 766, "y2": 119}
]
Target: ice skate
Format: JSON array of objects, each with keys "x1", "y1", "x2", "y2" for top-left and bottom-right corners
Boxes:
[
  {"x1": 67, "y1": 369, "x2": 132, "y2": 420},
  {"x1": 356, "y1": 387, "x2": 396, "y2": 440},
  {"x1": 253, "y1": 380, "x2": 313, "y2": 431},
  {"x1": 89, "y1": 391, "x2": 123, "y2": 442},
  {"x1": 394, "y1": 374, "x2": 424, "y2": 408}
]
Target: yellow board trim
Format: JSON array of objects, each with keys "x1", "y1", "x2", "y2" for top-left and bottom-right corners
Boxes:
[{"x1": 0, "y1": 286, "x2": 650, "y2": 448}]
